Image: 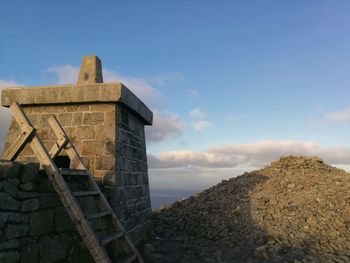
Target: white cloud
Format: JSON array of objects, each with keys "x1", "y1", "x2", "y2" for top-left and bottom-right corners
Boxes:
[
  {"x1": 148, "y1": 140, "x2": 350, "y2": 189},
  {"x1": 324, "y1": 108, "x2": 350, "y2": 124},
  {"x1": 191, "y1": 119, "x2": 213, "y2": 132},
  {"x1": 46, "y1": 65, "x2": 79, "y2": 84},
  {"x1": 146, "y1": 112, "x2": 184, "y2": 142},
  {"x1": 189, "y1": 107, "x2": 205, "y2": 119},
  {"x1": 189, "y1": 107, "x2": 213, "y2": 132}
]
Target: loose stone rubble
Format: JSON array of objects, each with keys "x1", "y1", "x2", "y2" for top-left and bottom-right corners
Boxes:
[{"x1": 149, "y1": 156, "x2": 350, "y2": 263}]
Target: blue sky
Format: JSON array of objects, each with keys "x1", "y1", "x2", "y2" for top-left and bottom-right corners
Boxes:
[{"x1": 1, "y1": 1, "x2": 350, "y2": 190}]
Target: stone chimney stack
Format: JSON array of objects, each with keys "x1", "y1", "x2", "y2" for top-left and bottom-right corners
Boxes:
[{"x1": 77, "y1": 55, "x2": 103, "y2": 84}]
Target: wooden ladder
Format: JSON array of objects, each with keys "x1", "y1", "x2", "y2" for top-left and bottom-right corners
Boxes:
[{"x1": 3, "y1": 102, "x2": 144, "y2": 263}]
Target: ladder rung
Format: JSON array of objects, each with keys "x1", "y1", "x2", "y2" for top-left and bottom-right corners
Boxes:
[
  {"x1": 118, "y1": 254, "x2": 137, "y2": 263},
  {"x1": 99, "y1": 230, "x2": 124, "y2": 246},
  {"x1": 86, "y1": 210, "x2": 113, "y2": 220},
  {"x1": 59, "y1": 168, "x2": 88, "y2": 176},
  {"x1": 73, "y1": 191, "x2": 100, "y2": 197}
]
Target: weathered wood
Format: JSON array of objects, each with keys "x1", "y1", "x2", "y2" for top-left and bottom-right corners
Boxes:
[
  {"x1": 59, "y1": 168, "x2": 88, "y2": 176},
  {"x1": 86, "y1": 210, "x2": 113, "y2": 220},
  {"x1": 100, "y1": 231, "x2": 124, "y2": 246},
  {"x1": 49, "y1": 136, "x2": 68, "y2": 159},
  {"x1": 2, "y1": 128, "x2": 35, "y2": 161},
  {"x1": 73, "y1": 191, "x2": 100, "y2": 197}
]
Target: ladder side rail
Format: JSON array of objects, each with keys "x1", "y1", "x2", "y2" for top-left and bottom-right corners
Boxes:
[
  {"x1": 48, "y1": 115, "x2": 144, "y2": 262},
  {"x1": 9, "y1": 103, "x2": 112, "y2": 263},
  {"x1": 2, "y1": 126, "x2": 35, "y2": 161}
]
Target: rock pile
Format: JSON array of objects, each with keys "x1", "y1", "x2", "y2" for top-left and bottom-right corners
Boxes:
[{"x1": 150, "y1": 156, "x2": 350, "y2": 262}]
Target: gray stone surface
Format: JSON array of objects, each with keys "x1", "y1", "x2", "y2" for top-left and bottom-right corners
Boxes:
[
  {"x1": 30, "y1": 210, "x2": 54, "y2": 235},
  {"x1": 21, "y1": 199, "x2": 39, "y2": 212},
  {"x1": 0, "y1": 193, "x2": 20, "y2": 211},
  {"x1": 0, "y1": 251, "x2": 20, "y2": 263}
]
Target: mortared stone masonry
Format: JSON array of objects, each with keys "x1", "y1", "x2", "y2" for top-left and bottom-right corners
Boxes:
[{"x1": 0, "y1": 55, "x2": 153, "y2": 245}]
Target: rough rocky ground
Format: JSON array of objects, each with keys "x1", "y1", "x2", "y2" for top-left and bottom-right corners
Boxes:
[{"x1": 146, "y1": 156, "x2": 350, "y2": 263}]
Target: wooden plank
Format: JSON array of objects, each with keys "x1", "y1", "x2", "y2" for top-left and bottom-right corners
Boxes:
[
  {"x1": 59, "y1": 168, "x2": 88, "y2": 176},
  {"x1": 86, "y1": 210, "x2": 113, "y2": 220},
  {"x1": 2, "y1": 128, "x2": 34, "y2": 161},
  {"x1": 73, "y1": 191, "x2": 100, "y2": 197},
  {"x1": 99, "y1": 231, "x2": 124, "y2": 246},
  {"x1": 49, "y1": 136, "x2": 69, "y2": 159}
]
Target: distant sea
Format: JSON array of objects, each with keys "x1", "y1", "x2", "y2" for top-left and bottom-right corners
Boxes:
[{"x1": 150, "y1": 188, "x2": 201, "y2": 210}]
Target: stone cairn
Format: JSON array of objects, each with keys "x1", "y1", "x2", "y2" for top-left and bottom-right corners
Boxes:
[{"x1": 150, "y1": 156, "x2": 350, "y2": 263}]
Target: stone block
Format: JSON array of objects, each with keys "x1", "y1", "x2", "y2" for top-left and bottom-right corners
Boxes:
[
  {"x1": 21, "y1": 199, "x2": 39, "y2": 212},
  {"x1": 57, "y1": 113, "x2": 72, "y2": 126},
  {"x1": 0, "y1": 239, "x2": 19, "y2": 250},
  {"x1": 77, "y1": 126, "x2": 95, "y2": 140},
  {"x1": 95, "y1": 156, "x2": 114, "y2": 170},
  {"x1": 81, "y1": 141, "x2": 104, "y2": 156},
  {"x1": 39, "y1": 193, "x2": 60, "y2": 209},
  {"x1": 30, "y1": 210, "x2": 54, "y2": 235},
  {"x1": 0, "y1": 193, "x2": 20, "y2": 211},
  {"x1": 20, "y1": 242, "x2": 39, "y2": 263},
  {"x1": 54, "y1": 206, "x2": 73, "y2": 232},
  {"x1": 0, "y1": 251, "x2": 20, "y2": 263},
  {"x1": 7, "y1": 212, "x2": 29, "y2": 224},
  {"x1": 0, "y1": 161, "x2": 20, "y2": 178},
  {"x1": 78, "y1": 105, "x2": 89, "y2": 111},
  {"x1": 39, "y1": 234, "x2": 70, "y2": 263},
  {"x1": 59, "y1": 86, "x2": 73, "y2": 103},
  {"x1": 89, "y1": 104, "x2": 115, "y2": 112},
  {"x1": 3, "y1": 178, "x2": 39, "y2": 200},
  {"x1": 35, "y1": 87, "x2": 59, "y2": 104},
  {"x1": 0, "y1": 212, "x2": 9, "y2": 228},
  {"x1": 100, "y1": 84, "x2": 121, "y2": 101},
  {"x1": 5, "y1": 224, "x2": 29, "y2": 239},
  {"x1": 19, "y1": 182, "x2": 37, "y2": 192},
  {"x1": 72, "y1": 112, "x2": 83, "y2": 125},
  {"x1": 84, "y1": 85, "x2": 100, "y2": 101},
  {"x1": 41, "y1": 105, "x2": 65, "y2": 113},
  {"x1": 71, "y1": 85, "x2": 85, "y2": 101},
  {"x1": 83, "y1": 112, "x2": 104, "y2": 125},
  {"x1": 95, "y1": 124, "x2": 115, "y2": 140}
]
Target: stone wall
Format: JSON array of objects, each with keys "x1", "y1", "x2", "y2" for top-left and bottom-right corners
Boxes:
[
  {"x1": 3, "y1": 103, "x2": 116, "y2": 183},
  {"x1": 1, "y1": 103, "x2": 152, "y2": 246},
  {"x1": 104, "y1": 105, "x2": 152, "y2": 244},
  {"x1": 0, "y1": 161, "x2": 98, "y2": 263}
]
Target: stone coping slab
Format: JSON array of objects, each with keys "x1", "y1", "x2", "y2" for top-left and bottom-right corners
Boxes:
[{"x1": 0, "y1": 82, "x2": 153, "y2": 125}]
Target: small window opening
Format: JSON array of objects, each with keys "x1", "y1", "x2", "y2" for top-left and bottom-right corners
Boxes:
[
  {"x1": 54, "y1": 156, "x2": 70, "y2": 168},
  {"x1": 84, "y1": 73, "x2": 89, "y2": 81}
]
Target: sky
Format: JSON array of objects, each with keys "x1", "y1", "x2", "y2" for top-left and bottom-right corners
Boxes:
[{"x1": 1, "y1": 1, "x2": 350, "y2": 191}]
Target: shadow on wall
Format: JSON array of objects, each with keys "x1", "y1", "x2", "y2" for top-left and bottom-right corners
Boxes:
[
  {"x1": 151, "y1": 172, "x2": 349, "y2": 262},
  {"x1": 0, "y1": 107, "x2": 12, "y2": 155}
]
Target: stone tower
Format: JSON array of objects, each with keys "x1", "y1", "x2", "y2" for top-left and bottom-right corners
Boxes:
[{"x1": 0, "y1": 55, "x2": 153, "y2": 243}]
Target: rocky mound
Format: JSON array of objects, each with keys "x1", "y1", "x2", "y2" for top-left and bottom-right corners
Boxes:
[{"x1": 149, "y1": 156, "x2": 350, "y2": 263}]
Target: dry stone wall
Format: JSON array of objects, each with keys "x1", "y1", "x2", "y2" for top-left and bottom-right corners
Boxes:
[{"x1": 0, "y1": 161, "x2": 99, "y2": 263}]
